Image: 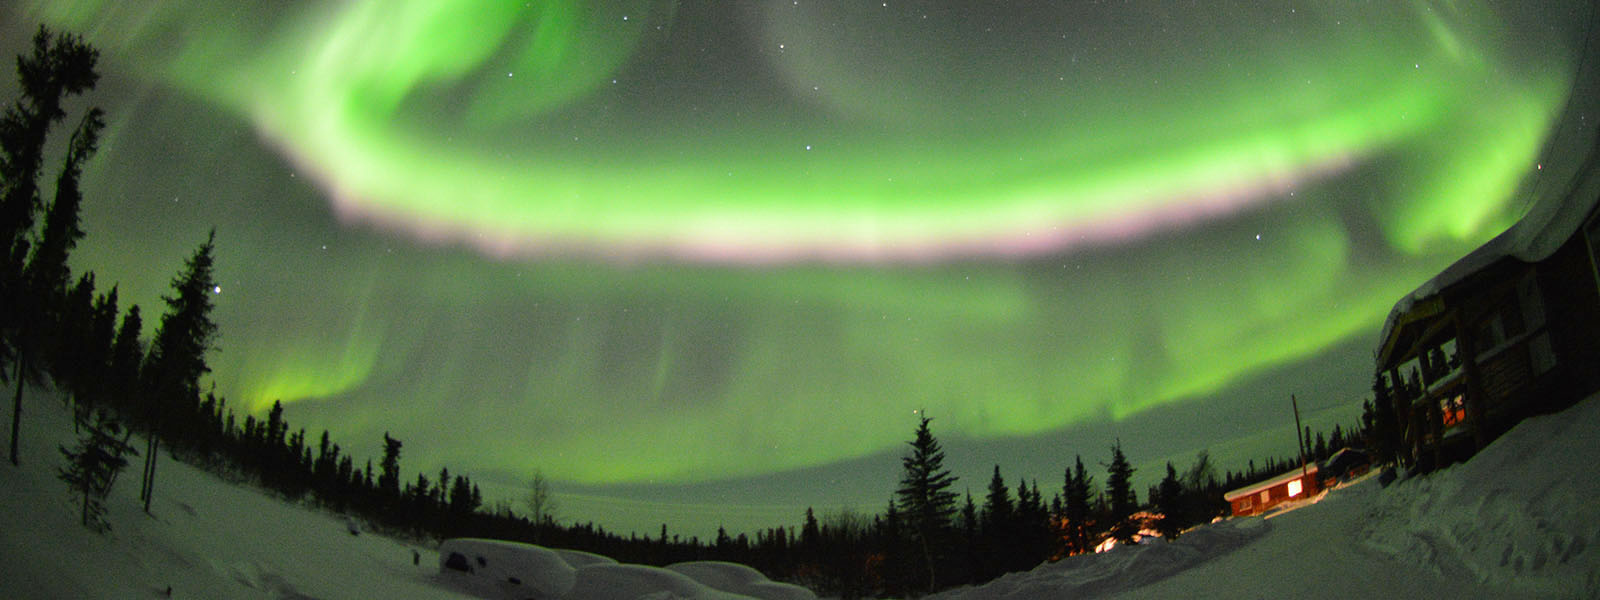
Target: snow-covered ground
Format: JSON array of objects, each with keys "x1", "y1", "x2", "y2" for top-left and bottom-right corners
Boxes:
[{"x1": 5, "y1": 388, "x2": 1597, "y2": 598}]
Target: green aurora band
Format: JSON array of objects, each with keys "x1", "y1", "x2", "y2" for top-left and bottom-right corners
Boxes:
[{"x1": 12, "y1": 1, "x2": 1592, "y2": 487}]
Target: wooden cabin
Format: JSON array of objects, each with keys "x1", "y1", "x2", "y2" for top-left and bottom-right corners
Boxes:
[
  {"x1": 1223, "y1": 464, "x2": 1320, "y2": 517},
  {"x1": 1373, "y1": 163, "x2": 1600, "y2": 470}
]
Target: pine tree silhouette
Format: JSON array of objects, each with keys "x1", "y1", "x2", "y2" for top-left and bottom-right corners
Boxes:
[
  {"x1": 138, "y1": 231, "x2": 220, "y2": 513},
  {"x1": 1105, "y1": 439, "x2": 1138, "y2": 543},
  {"x1": 4, "y1": 27, "x2": 101, "y2": 467},
  {"x1": 894, "y1": 415, "x2": 958, "y2": 593}
]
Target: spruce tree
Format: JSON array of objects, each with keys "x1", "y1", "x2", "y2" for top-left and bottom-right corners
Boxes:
[
  {"x1": 894, "y1": 415, "x2": 959, "y2": 593},
  {"x1": 58, "y1": 408, "x2": 136, "y2": 532},
  {"x1": 108, "y1": 305, "x2": 143, "y2": 413},
  {"x1": 980, "y1": 465, "x2": 1012, "y2": 580},
  {"x1": 138, "y1": 231, "x2": 220, "y2": 513},
  {"x1": 3, "y1": 27, "x2": 101, "y2": 467},
  {"x1": 378, "y1": 432, "x2": 403, "y2": 499},
  {"x1": 1155, "y1": 462, "x2": 1184, "y2": 539},
  {"x1": 0, "y1": 26, "x2": 99, "y2": 253},
  {"x1": 1105, "y1": 440, "x2": 1137, "y2": 543},
  {"x1": 1062, "y1": 455, "x2": 1094, "y2": 555}
]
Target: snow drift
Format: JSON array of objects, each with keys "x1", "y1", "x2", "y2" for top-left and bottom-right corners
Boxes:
[
  {"x1": 1361, "y1": 394, "x2": 1600, "y2": 598},
  {"x1": 667, "y1": 561, "x2": 818, "y2": 600},
  {"x1": 929, "y1": 517, "x2": 1269, "y2": 600}
]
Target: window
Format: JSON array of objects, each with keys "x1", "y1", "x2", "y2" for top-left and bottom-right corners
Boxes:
[
  {"x1": 1287, "y1": 479, "x2": 1303, "y2": 497},
  {"x1": 1260, "y1": 490, "x2": 1270, "y2": 503}
]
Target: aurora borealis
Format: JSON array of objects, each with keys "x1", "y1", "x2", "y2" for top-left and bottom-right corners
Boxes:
[{"x1": 5, "y1": 1, "x2": 1599, "y2": 536}]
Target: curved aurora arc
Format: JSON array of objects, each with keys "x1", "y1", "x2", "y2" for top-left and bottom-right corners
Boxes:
[{"x1": 19, "y1": 1, "x2": 1588, "y2": 486}]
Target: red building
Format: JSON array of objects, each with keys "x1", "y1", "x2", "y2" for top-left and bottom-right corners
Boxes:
[{"x1": 1222, "y1": 464, "x2": 1320, "y2": 517}]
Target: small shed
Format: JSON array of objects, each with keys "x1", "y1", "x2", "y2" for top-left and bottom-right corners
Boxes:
[
  {"x1": 1320, "y1": 447, "x2": 1371, "y2": 484},
  {"x1": 1223, "y1": 464, "x2": 1320, "y2": 517}
]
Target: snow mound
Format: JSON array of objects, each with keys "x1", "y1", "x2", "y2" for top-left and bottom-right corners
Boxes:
[
  {"x1": 929, "y1": 517, "x2": 1269, "y2": 600},
  {"x1": 566, "y1": 563, "x2": 752, "y2": 600},
  {"x1": 667, "y1": 561, "x2": 817, "y2": 600},
  {"x1": 438, "y1": 538, "x2": 576, "y2": 599},
  {"x1": 556, "y1": 548, "x2": 620, "y2": 569},
  {"x1": 1362, "y1": 395, "x2": 1600, "y2": 599}
]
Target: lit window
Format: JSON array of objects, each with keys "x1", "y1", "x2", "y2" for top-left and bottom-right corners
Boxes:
[
  {"x1": 1260, "y1": 490, "x2": 1269, "y2": 503},
  {"x1": 1288, "y1": 479, "x2": 1303, "y2": 497}
]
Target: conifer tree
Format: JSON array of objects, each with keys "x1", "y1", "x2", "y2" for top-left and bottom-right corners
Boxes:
[
  {"x1": 979, "y1": 465, "x2": 1013, "y2": 579},
  {"x1": 0, "y1": 26, "x2": 99, "y2": 253},
  {"x1": 82, "y1": 285, "x2": 121, "y2": 407},
  {"x1": 1155, "y1": 462, "x2": 1184, "y2": 539},
  {"x1": 138, "y1": 231, "x2": 220, "y2": 512},
  {"x1": 959, "y1": 491, "x2": 979, "y2": 585},
  {"x1": 1062, "y1": 455, "x2": 1094, "y2": 555},
  {"x1": 894, "y1": 415, "x2": 958, "y2": 593},
  {"x1": 378, "y1": 432, "x2": 403, "y2": 499},
  {"x1": 981, "y1": 465, "x2": 1013, "y2": 534},
  {"x1": 108, "y1": 305, "x2": 143, "y2": 412},
  {"x1": 58, "y1": 408, "x2": 136, "y2": 532},
  {"x1": 1105, "y1": 440, "x2": 1138, "y2": 543},
  {"x1": 4, "y1": 27, "x2": 101, "y2": 467}
]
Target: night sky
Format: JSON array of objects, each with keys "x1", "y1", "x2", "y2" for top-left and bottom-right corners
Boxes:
[{"x1": 6, "y1": 1, "x2": 1598, "y2": 537}]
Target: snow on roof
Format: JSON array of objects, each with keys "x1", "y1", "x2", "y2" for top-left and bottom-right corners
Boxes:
[
  {"x1": 1378, "y1": 105, "x2": 1600, "y2": 354},
  {"x1": 1223, "y1": 463, "x2": 1319, "y2": 501},
  {"x1": 1378, "y1": 158, "x2": 1600, "y2": 355}
]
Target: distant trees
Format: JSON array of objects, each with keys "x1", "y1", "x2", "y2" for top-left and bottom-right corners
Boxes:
[{"x1": 894, "y1": 415, "x2": 959, "y2": 593}]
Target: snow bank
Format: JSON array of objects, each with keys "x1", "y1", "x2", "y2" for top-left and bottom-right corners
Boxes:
[
  {"x1": 929, "y1": 517, "x2": 1269, "y2": 600},
  {"x1": 566, "y1": 563, "x2": 751, "y2": 600},
  {"x1": 667, "y1": 561, "x2": 817, "y2": 600},
  {"x1": 438, "y1": 538, "x2": 576, "y2": 598},
  {"x1": 1361, "y1": 395, "x2": 1600, "y2": 599}
]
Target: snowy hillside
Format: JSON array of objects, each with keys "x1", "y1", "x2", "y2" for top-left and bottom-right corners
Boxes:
[
  {"x1": 0, "y1": 390, "x2": 815, "y2": 600},
  {"x1": 5, "y1": 388, "x2": 1596, "y2": 599},
  {"x1": 1, "y1": 388, "x2": 474, "y2": 599}
]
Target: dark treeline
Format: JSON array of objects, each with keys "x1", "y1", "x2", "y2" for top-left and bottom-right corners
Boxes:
[{"x1": 4, "y1": 26, "x2": 1376, "y2": 597}]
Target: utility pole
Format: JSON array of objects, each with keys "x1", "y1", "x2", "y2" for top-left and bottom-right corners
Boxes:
[{"x1": 1292, "y1": 394, "x2": 1308, "y2": 483}]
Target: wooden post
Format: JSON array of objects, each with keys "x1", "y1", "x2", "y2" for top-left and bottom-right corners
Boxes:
[
  {"x1": 1292, "y1": 395, "x2": 1309, "y2": 483},
  {"x1": 1452, "y1": 313, "x2": 1489, "y2": 451}
]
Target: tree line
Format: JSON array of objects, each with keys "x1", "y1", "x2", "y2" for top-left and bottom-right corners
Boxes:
[{"x1": 787, "y1": 412, "x2": 1368, "y2": 598}]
